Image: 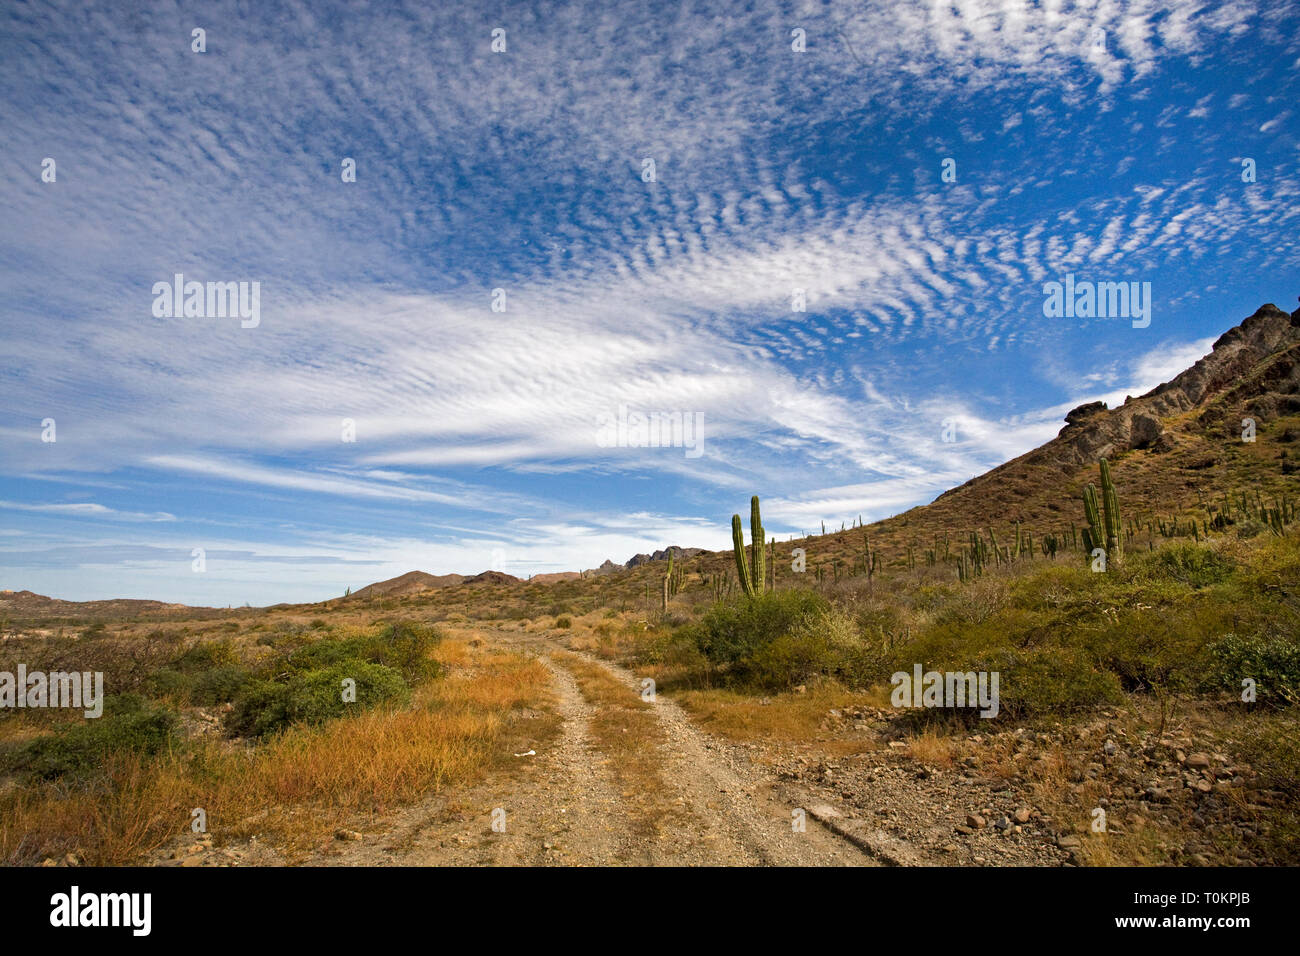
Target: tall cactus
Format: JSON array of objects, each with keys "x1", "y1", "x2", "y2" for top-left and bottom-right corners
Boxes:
[
  {"x1": 1099, "y1": 458, "x2": 1123, "y2": 566},
  {"x1": 731, "y1": 514, "x2": 754, "y2": 597},
  {"x1": 1082, "y1": 459, "x2": 1123, "y2": 567},
  {"x1": 730, "y1": 497, "x2": 767, "y2": 598},
  {"x1": 749, "y1": 496, "x2": 765, "y2": 596},
  {"x1": 1083, "y1": 483, "x2": 1103, "y2": 555}
]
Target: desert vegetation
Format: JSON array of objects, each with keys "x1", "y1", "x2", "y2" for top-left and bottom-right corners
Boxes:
[{"x1": 0, "y1": 617, "x2": 552, "y2": 865}]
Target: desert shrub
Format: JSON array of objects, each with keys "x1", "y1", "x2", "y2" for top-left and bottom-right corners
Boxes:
[
  {"x1": 688, "y1": 590, "x2": 829, "y2": 669},
  {"x1": 987, "y1": 648, "x2": 1123, "y2": 719},
  {"x1": 229, "y1": 660, "x2": 409, "y2": 738},
  {"x1": 1139, "y1": 543, "x2": 1235, "y2": 588},
  {"x1": 747, "y1": 608, "x2": 891, "y2": 690},
  {"x1": 189, "y1": 665, "x2": 254, "y2": 705},
  {"x1": 280, "y1": 621, "x2": 441, "y2": 685},
  {"x1": 145, "y1": 639, "x2": 254, "y2": 705},
  {"x1": 9, "y1": 694, "x2": 179, "y2": 780},
  {"x1": 746, "y1": 630, "x2": 837, "y2": 690},
  {"x1": 1085, "y1": 608, "x2": 1212, "y2": 694},
  {"x1": 555, "y1": 616, "x2": 572, "y2": 629},
  {"x1": 145, "y1": 668, "x2": 191, "y2": 700},
  {"x1": 173, "y1": 640, "x2": 240, "y2": 672},
  {"x1": 1206, "y1": 634, "x2": 1300, "y2": 706},
  {"x1": 639, "y1": 627, "x2": 706, "y2": 671}
]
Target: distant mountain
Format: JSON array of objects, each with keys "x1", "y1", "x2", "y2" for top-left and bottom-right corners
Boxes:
[
  {"x1": 624, "y1": 546, "x2": 706, "y2": 568},
  {"x1": 0, "y1": 588, "x2": 197, "y2": 618},
  {"x1": 345, "y1": 570, "x2": 467, "y2": 600},
  {"x1": 582, "y1": 559, "x2": 623, "y2": 577},
  {"x1": 529, "y1": 571, "x2": 583, "y2": 584},
  {"x1": 461, "y1": 570, "x2": 522, "y2": 586}
]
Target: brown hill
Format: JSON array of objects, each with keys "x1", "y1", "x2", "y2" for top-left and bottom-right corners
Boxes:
[
  {"x1": 786, "y1": 300, "x2": 1300, "y2": 572},
  {"x1": 0, "y1": 588, "x2": 199, "y2": 620},
  {"x1": 345, "y1": 571, "x2": 466, "y2": 600},
  {"x1": 530, "y1": 571, "x2": 584, "y2": 584},
  {"x1": 462, "y1": 570, "x2": 522, "y2": 586}
]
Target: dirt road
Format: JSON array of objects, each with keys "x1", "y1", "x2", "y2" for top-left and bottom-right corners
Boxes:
[{"x1": 311, "y1": 628, "x2": 879, "y2": 866}]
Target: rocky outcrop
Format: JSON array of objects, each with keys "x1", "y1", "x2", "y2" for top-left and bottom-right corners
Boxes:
[
  {"x1": 1063, "y1": 401, "x2": 1107, "y2": 427},
  {"x1": 462, "y1": 570, "x2": 521, "y2": 586},
  {"x1": 934, "y1": 300, "x2": 1300, "y2": 507},
  {"x1": 1044, "y1": 303, "x2": 1299, "y2": 468},
  {"x1": 624, "y1": 546, "x2": 706, "y2": 569}
]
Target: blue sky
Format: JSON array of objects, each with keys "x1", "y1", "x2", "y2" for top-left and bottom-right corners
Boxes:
[{"x1": 2, "y1": 0, "x2": 1298, "y2": 605}]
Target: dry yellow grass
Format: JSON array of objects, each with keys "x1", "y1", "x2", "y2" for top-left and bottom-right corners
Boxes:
[
  {"x1": 673, "y1": 683, "x2": 879, "y2": 745},
  {"x1": 0, "y1": 638, "x2": 553, "y2": 865},
  {"x1": 903, "y1": 729, "x2": 958, "y2": 767}
]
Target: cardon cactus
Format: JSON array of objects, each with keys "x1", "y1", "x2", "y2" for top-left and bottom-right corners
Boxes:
[
  {"x1": 731, "y1": 514, "x2": 753, "y2": 597},
  {"x1": 1083, "y1": 483, "x2": 1103, "y2": 555},
  {"x1": 1099, "y1": 458, "x2": 1123, "y2": 566},
  {"x1": 1082, "y1": 459, "x2": 1123, "y2": 567},
  {"x1": 731, "y1": 496, "x2": 767, "y2": 598},
  {"x1": 749, "y1": 496, "x2": 765, "y2": 596}
]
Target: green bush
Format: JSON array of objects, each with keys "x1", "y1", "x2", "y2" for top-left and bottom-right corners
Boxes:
[
  {"x1": 688, "y1": 590, "x2": 829, "y2": 668},
  {"x1": 747, "y1": 630, "x2": 837, "y2": 690},
  {"x1": 173, "y1": 640, "x2": 240, "y2": 672},
  {"x1": 230, "y1": 660, "x2": 410, "y2": 738},
  {"x1": 1206, "y1": 634, "x2": 1300, "y2": 706},
  {"x1": 191, "y1": 665, "x2": 254, "y2": 705},
  {"x1": 1139, "y1": 543, "x2": 1235, "y2": 588},
  {"x1": 746, "y1": 608, "x2": 889, "y2": 690},
  {"x1": 281, "y1": 621, "x2": 441, "y2": 685},
  {"x1": 1080, "y1": 608, "x2": 1210, "y2": 694},
  {"x1": 988, "y1": 648, "x2": 1123, "y2": 719},
  {"x1": 10, "y1": 694, "x2": 179, "y2": 779},
  {"x1": 147, "y1": 664, "x2": 253, "y2": 705}
]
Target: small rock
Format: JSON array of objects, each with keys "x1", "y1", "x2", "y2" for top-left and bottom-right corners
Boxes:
[
  {"x1": 1012, "y1": 808, "x2": 1031, "y2": 824},
  {"x1": 1185, "y1": 753, "x2": 1212, "y2": 770},
  {"x1": 966, "y1": 813, "x2": 987, "y2": 829},
  {"x1": 335, "y1": 829, "x2": 363, "y2": 842}
]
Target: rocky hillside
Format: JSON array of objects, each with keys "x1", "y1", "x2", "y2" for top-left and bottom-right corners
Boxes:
[{"x1": 869, "y1": 301, "x2": 1300, "y2": 554}]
